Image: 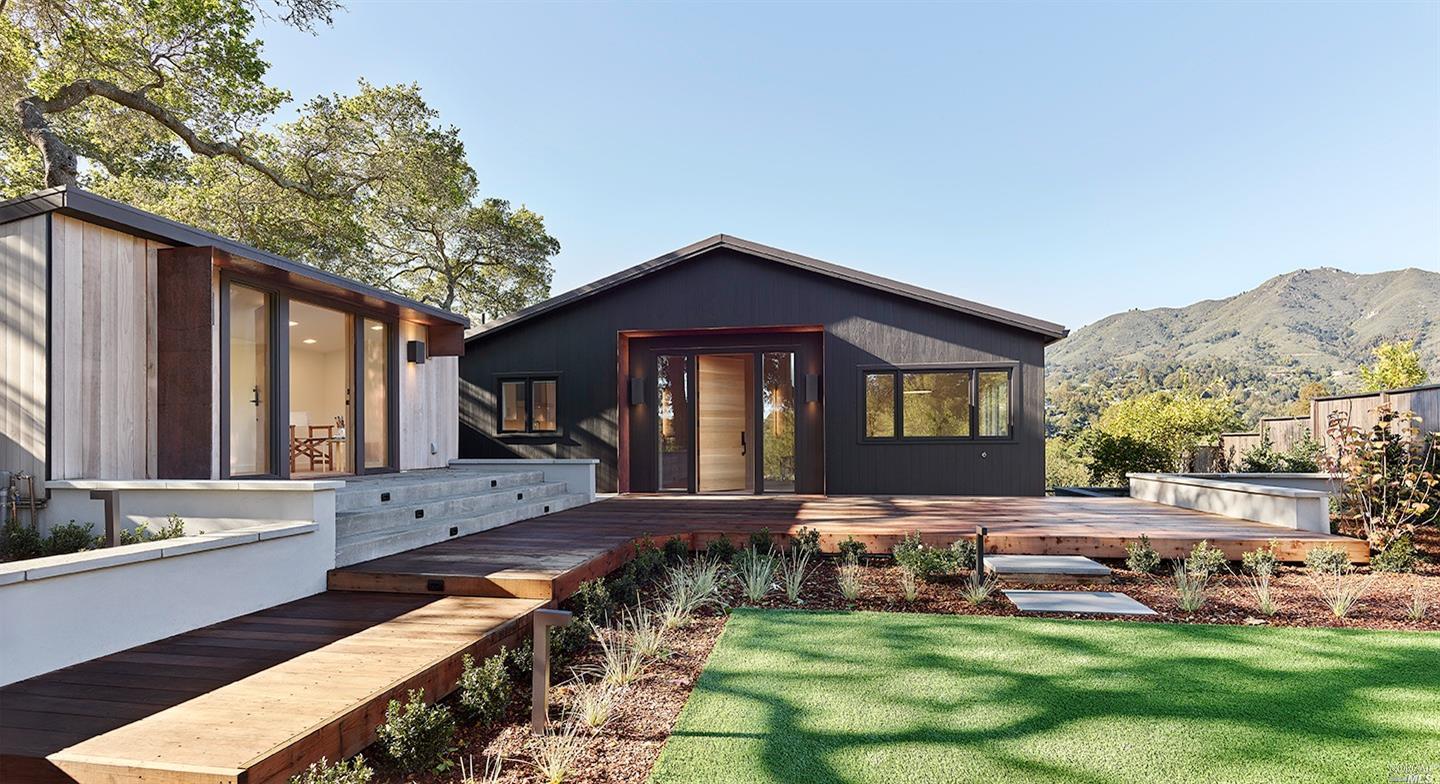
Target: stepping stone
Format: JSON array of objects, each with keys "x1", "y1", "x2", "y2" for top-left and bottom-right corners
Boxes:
[
  {"x1": 1003, "y1": 590, "x2": 1158, "y2": 616},
  {"x1": 984, "y1": 554, "x2": 1112, "y2": 585}
]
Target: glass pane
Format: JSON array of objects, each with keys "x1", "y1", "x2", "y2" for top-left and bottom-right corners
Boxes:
[
  {"x1": 657, "y1": 355, "x2": 691, "y2": 490},
  {"x1": 532, "y1": 380, "x2": 558, "y2": 431},
  {"x1": 500, "y1": 380, "x2": 526, "y2": 431},
  {"x1": 902, "y1": 371, "x2": 972, "y2": 437},
  {"x1": 864, "y1": 372, "x2": 895, "y2": 438},
  {"x1": 978, "y1": 370, "x2": 1010, "y2": 437},
  {"x1": 289, "y1": 300, "x2": 352, "y2": 476},
  {"x1": 763, "y1": 352, "x2": 796, "y2": 492},
  {"x1": 228, "y1": 285, "x2": 269, "y2": 476},
  {"x1": 363, "y1": 319, "x2": 389, "y2": 468}
]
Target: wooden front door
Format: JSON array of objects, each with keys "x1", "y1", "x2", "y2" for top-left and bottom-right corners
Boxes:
[{"x1": 696, "y1": 354, "x2": 754, "y2": 492}]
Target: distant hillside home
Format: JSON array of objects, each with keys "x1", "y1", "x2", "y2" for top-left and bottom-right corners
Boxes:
[
  {"x1": 461, "y1": 235, "x2": 1068, "y2": 495},
  {"x1": 0, "y1": 187, "x2": 467, "y2": 490}
]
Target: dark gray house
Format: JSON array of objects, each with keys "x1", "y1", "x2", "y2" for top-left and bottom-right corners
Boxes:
[{"x1": 460, "y1": 235, "x2": 1067, "y2": 495}]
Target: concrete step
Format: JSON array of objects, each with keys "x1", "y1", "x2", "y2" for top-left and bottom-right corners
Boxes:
[
  {"x1": 334, "y1": 492, "x2": 592, "y2": 568},
  {"x1": 336, "y1": 481, "x2": 569, "y2": 538},
  {"x1": 335, "y1": 470, "x2": 544, "y2": 513},
  {"x1": 984, "y1": 554, "x2": 1112, "y2": 585}
]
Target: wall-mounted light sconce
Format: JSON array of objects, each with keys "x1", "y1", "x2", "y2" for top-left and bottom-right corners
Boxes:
[
  {"x1": 628, "y1": 377, "x2": 645, "y2": 406},
  {"x1": 803, "y1": 373, "x2": 820, "y2": 403},
  {"x1": 406, "y1": 340, "x2": 427, "y2": 364}
]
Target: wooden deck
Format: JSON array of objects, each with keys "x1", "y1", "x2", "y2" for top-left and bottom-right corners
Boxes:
[
  {"x1": 328, "y1": 493, "x2": 1368, "y2": 598},
  {"x1": 3, "y1": 492, "x2": 1367, "y2": 783},
  {"x1": 0, "y1": 592, "x2": 542, "y2": 784}
]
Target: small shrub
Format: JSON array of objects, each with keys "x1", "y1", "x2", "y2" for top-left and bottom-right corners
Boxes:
[
  {"x1": 837, "y1": 535, "x2": 868, "y2": 563},
  {"x1": 837, "y1": 560, "x2": 862, "y2": 602},
  {"x1": 529, "y1": 723, "x2": 585, "y2": 784},
  {"x1": 1171, "y1": 560, "x2": 1210, "y2": 613},
  {"x1": 501, "y1": 640, "x2": 533, "y2": 681},
  {"x1": 630, "y1": 535, "x2": 666, "y2": 584},
  {"x1": 44, "y1": 521, "x2": 102, "y2": 555},
  {"x1": 569, "y1": 578, "x2": 613, "y2": 626},
  {"x1": 735, "y1": 547, "x2": 776, "y2": 602},
  {"x1": 456, "y1": 653, "x2": 511, "y2": 727},
  {"x1": 660, "y1": 558, "x2": 724, "y2": 626},
  {"x1": 376, "y1": 689, "x2": 456, "y2": 774},
  {"x1": 949, "y1": 538, "x2": 977, "y2": 570},
  {"x1": 288, "y1": 755, "x2": 374, "y2": 784},
  {"x1": 549, "y1": 620, "x2": 593, "y2": 671},
  {"x1": 623, "y1": 605, "x2": 667, "y2": 660},
  {"x1": 891, "y1": 532, "x2": 961, "y2": 582},
  {"x1": 1305, "y1": 544, "x2": 1350, "y2": 575},
  {"x1": 1309, "y1": 568, "x2": 1377, "y2": 618},
  {"x1": 121, "y1": 514, "x2": 188, "y2": 545},
  {"x1": 779, "y1": 547, "x2": 812, "y2": 603},
  {"x1": 605, "y1": 570, "x2": 639, "y2": 608},
  {"x1": 1186, "y1": 540, "x2": 1227, "y2": 577},
  {"x1": 1241, "y1": 540, "x2": 1279, "y2": 577},
  {"x1": 1371, "y1": 535, "x2": 1419, "y2": 574},
  {"x1": 897, "y1": 566, "x2": 918, "y2": 602},
  {"x1": 748, "y1": 527, "x2": 774, "y2": 554},
  {"x1": 789, "y1": 526, "x2": 820, "y2": 556},
  {"x1": 662, "y1": 535, "x2": 689, "y2": 565},
  {"x1": 705, "y1": 536, "x2": 738, "y2": 563},
  {"x1": 593, "y1": 624, "x2": 645, "y2": 686},
  {"x1": 0, "y1": 517, "x2": 44, "y2": 561},
  {"x1": 959, "y1": 570, "x2": 998, "y2": 606},
  {"x1": 1125, "y1": 535, "x2": 1161, "y2": 574}
]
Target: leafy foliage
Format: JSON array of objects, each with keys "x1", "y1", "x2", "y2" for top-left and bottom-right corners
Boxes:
[
  {"x1": 456, "y1": 653, "x2": 512, "y2": 727},
  {"x1": 1237, "y1": 434, "x2": 1323, "y2": 473},
  {"x1": 1304, "y1": 544, "x2": 1350, "y2": 575},
  {"x1": 1359, "y1": 340, "x2": 1429, "y2": 392},
  {"x1": 1241, "y1": 541, "x2": 1279, "y2": 577},
  {"x1": 1094, "y1": 389, "x2": 1244, "y2": 471},
  {"x1": 837, "y1": 535, "x2": 868, "y2": 563},
  {"x1": 662, "y1": 535, "x2": 689, "y2": 565},
  {"x1": 748, "y1": 527, "x2": 774, "y2": 554},
  {"x1": 735, "y1": 547, "x2": 777, "y2": 602},
  {"x1": 1370, "y1": 535, "x2": 1419, "y2": 574},
  {"x1": 789, "y1": 526, "x2": 820, "y2": 556},
  {"x1": 1326, "y1": 406, "x2": 1438, "y2": 551},
  {"x1": 1185, "y1": 541, "x2": 1228, "y2": 577},
  {"x1": 376, "y1": 690, "x2": 455, "y2": 774},
  {"x1": 118, "y1": 514, "x2": 187, "y2": 545},
  {"x1": 629, "y1": 535, "x2": 666, "y2": 584},
  {"x1": 1072, "y1": 429, "x2": 1172, "y2": 485},
  {"x1": 890, "y1": 532, "x2": 971, "y2": 582},
  {"x1": 704, "y1": 536, "x2": 738, "y2": 564},
  {"x1": 1124, "y1": 535, "x2": 1161, "y2": 574},
  {"x1": 569, "y1": 578, "x2": 613, "y2": 627},
  {"x1": 287, "y1": 755, "x2": 374, "y2": 784}
]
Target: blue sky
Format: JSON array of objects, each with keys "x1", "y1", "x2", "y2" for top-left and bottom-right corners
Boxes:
[{"x1": 257, "y1": 2, "x2": 1438, "y2": 329}]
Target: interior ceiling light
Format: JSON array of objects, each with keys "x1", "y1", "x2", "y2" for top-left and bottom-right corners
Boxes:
[
  {"x1": 371, "y1": 324, "x2": 384, "y2": 331},
  {"x1": 302, "y1": 338, "x2": 317, "y2": 344},
  {"x1": 289, "y1": 320, "x2": 299, "y2": 326}
]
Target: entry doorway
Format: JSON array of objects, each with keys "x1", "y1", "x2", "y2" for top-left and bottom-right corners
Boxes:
[{"x1": 654, "y1": 349, "x2": 798, "y2": 494}]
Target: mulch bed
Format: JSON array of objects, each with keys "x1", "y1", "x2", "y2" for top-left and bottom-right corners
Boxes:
[{"x1": 371, "y1": 549, "x2": 1437, "y2": 783}]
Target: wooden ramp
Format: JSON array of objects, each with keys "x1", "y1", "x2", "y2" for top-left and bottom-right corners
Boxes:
[
  {"x1": 329, "y1": 494, "x2": 1368, "y2": 600},
  {"x1": 0, "y1": 592, "x2": 542, "y2": 784}
]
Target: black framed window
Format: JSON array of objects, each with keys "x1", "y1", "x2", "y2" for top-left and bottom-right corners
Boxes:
[
  {"x1": 862, "y1": 366, "x2": 1013, "y2": 441},
  {"x1": 498, "y1": 376, "x2": 559, "y2": 433}
]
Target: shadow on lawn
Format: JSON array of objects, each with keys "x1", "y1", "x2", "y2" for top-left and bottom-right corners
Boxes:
[{"x1": 664, "y1": 610, "x2": 1439, "y2": 783}]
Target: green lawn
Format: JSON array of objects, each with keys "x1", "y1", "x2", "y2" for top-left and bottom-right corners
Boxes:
[{"x1": 651, "y1": 610, "x2": 1440, "y2": 784}]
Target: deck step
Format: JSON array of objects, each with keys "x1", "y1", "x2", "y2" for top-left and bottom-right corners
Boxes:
[
  {"x1": 336, "y1": 480, "x2": 569, "y2": 537},
  {"x1": 984, "y1": 554, "x2": 1112, "y2": 585},
  {"x1": 335, "y1": 469, "x2": 543, "y2": 513},
  {"x1": 1003, "y1": 589, "x2": 1157, "y2": 615},
  {"x1": 334, "y1": 492, "x2": 591, "y2": 568}
]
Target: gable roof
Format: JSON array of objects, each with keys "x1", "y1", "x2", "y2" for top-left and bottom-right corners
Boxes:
[
  {"x1": 468, "y1": 234, "x2": 1068, "y2": 343},
  {"x1": 0, "y1": 186, "x2": 467, "y2": 327}
]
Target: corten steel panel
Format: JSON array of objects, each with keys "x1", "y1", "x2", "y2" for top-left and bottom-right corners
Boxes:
[
  {"x1": 460, "y1": 247, "x2": 1049, "y2": 496},
  {"x1": 155, "y1": 247, "x2": 216, "y2": 478}
]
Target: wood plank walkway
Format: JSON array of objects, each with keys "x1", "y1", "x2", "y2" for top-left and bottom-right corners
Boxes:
[
  {"x1": 0, "y1": 592, "x2": 541, "y2": 784},
  {"x1": 328, "y1": 494, "x2": 1368, "y2": 599}
]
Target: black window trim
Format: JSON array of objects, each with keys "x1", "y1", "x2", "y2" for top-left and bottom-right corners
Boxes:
[
  {"x1": 496, "y1": 373, "x2": 561, "y2": 435},
  {"x1": 859, "y1": 362, "x2": 1017, "y2": 444}
]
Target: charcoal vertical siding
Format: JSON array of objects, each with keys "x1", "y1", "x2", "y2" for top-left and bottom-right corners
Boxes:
[{"x1": 460, "y1": 247, "x2": 1052, "y2": 495}]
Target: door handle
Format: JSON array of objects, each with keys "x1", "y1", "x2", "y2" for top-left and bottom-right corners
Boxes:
[
  {"x1": 740, "y1": 431, "x2": 747, "y2": 456},
  {"x1": 250, "y1": 386, "x2": 261, "y2": 407}
]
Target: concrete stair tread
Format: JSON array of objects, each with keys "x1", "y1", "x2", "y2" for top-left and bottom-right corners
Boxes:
[
  {"x1": 984, "y1": 555, "x2": 1111, "y2": 576},
  {"x1": 1003, "y1": 589, "x2": 1157, "y2": 616}
]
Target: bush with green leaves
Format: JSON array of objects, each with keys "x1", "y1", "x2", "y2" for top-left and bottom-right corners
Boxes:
[
  {"x1": 456, "y1": 653, "x2": 512, "y2": 727},
  {"x1": 1305, "y1": 544, "x2": 1350, "y2": 575},
  {"x1": 0, "y1": 517, "x2": 44, "y2": 561},
  {"x1": 1371, "y1": 535, "x2": 1419, "y2": 574},
  {"x1": 119, "y1": 514, "x2": 187, "y2": 545},
  {"x1": 662, "y1": 535, "x2": 689, "y2": 564},
  {"x1": 891, "y1": 532, "x2": 962, "y2": 582},
  {"x1": 748, "y1": 527, "x2": 774, "y2": 554},
  {"x1": 1238, "y1": 435, "x2": 1323, "y2": 474},
  {"x1": 1074, "y1": 429, "x2": 1176, "y2": 485},
  {"x1": 1185, "y1": 540, "x2": 1228, "y2": 577},
  {"x1": 704, "y1": 535, "x2": 737, "y2": 563},
  {"x1": 789, "y1": 526, "x2": 820, "y2": 556},
  {"x1": 288, "y1": 755, "x2": 374, "y2": 784},
  {"x1": 1124, "y1": 535, "x2": 1160, "y2": 574},
  {"x1": 837, "y1": 535, "x2": 868, "y2": 563},
  {"x1": 606, "y1": 569, "x2": 639, "y2": 608},
  {"x1": 569, "y1": 578, "x2": 613, "y2": 626},
  {"x1": 376, "y1": 690, "x2": 455, "y2": 774},
  {"x1": 501, "y1": 640, "x2": 532, "y2": 681},
  {"x1": 949, "y1": 538, "x2": 977, "y2": 570},
  {"x1": 1241, "y1": 541, "x2": 1278, "y2": 577},
  {"x1": 630, "y1": 535, "x2": 666, "y2": 584},
  {"x1": 1327, "y1": 406, "x2": 1438, "y2": 550},
  {"x1": 549, "y1": 619, "x2": 593, "y2": 671}
]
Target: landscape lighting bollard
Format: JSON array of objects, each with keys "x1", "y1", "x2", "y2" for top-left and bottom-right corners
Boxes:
[
  {"x1": 531, "y1": 608, "x2": 574, "y2": 735},
  {"x1": 975, "y1": 525, "x2": 988, "y2": 577}
]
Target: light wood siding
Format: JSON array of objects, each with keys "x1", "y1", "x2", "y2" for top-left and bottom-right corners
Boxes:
[
  {"x1": 398, "y1": 320, "x2": 459, "y2": 469},
  {"x1": 49, "y1": 215, "x2": 168, "y2": 480},
  {"x1": 0, "y1": 215, "x2": 48, "y2": 484}
]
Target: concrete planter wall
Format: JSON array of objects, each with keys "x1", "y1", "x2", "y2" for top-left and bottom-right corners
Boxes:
[
  {"x1": 1181, "y1": 473, "x2": 1341, "y2": 494},
  {"x1": 1128, "y1": 473, "x2": 1332, "y2": 533},
  {"x1": 1, "y1": 482, "x2": 338, "y2": 686}
]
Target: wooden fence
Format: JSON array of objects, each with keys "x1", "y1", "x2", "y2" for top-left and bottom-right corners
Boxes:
[{"x1": 1218, "y1": 384, "x2": 1440, "y2": 464}]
